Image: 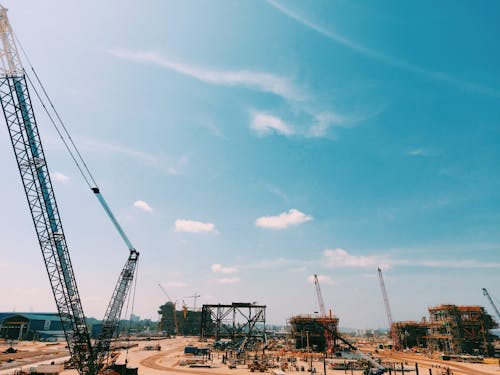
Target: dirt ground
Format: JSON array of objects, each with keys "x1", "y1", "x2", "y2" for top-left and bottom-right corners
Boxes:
[{"x1": 1, "y1": 338, "x2": 499, "y2": 375}]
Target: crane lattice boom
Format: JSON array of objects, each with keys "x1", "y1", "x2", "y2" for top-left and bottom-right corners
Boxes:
[
  {"x1": 482, "y1": 288, "x2": 500, "y2": 322},
  {"x1": 0, "y1": 6, "x2": 139, "y2": 374},
  {"x1": 0, "y1": 9, "x2": 94, "y2": 372},
  {"x1": 377, "y1": 267, "x2": 399, "y2": 349}
]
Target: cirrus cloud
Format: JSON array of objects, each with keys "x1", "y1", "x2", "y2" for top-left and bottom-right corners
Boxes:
[
  {"x1": 255, "y1": 208, "x2": 312, "y2": 229},
  {"x1": 250, "y1": 112, "x2": 294, "y2": 136},
  {"x1": 307, "y1": 274, "x2": 336, "y2": 285},
  {"x1": 175, "y1": 219, "x2": 217, "y2": 234},
  {"x1": 216, "y1": 277, "x2": 240, "y2": 284},
  {"x1": 323, "y1": 248, "x2": 389, "y2": 269},
  {"x1": 211, "y1": 263, "x2": 239, "y2": 274}
]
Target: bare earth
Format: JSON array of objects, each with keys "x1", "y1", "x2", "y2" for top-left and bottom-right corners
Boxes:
[{"x1": 1, "y1": 338, "x2": 499, "y2": 375}]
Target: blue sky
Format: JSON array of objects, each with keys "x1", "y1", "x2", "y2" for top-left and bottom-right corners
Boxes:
[{"x1": 0, "y1": 1, "x2": 499, "y2": 329}]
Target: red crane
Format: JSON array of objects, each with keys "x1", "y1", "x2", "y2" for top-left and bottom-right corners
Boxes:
[{"x1": 313, "y1": 274, "x2": 334, "y2": 352}]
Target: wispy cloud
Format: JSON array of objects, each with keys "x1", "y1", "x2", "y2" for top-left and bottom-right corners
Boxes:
[
  {"x1": 108, "y1": 49, "x2": 303, "y2": 101},
  {"x1": 250, "y1": 112, "x2": 294, "y2": 136},
  {"x1": 164, "y1": 281, "x2": 188, "y2": 288},
  {"x1": 417, "y1": 259, "x2": 500, "y2": 269},
  {"x1": 51, "y1": 171, "x2": 70, "y2": 184},
  {"x1": 175, "y1": 219, "x2": 217, "y2": 234},
  {"x1": 307, "y1": 274, "x2": 337, "y2": 285},
  {"x1": 80, "y1": 137, "x2": 189, "y2": 175},
  {"x1": 255, "y1": 208, "x2": 313, "y2": 229},
  {"x1": 215, "y1": 277, "x2": 240, "y2": 284},
  {"x1": 197, "y1": 117, "x2": 228, "y2": 141},
  {"x1": 265, "y1": 184, "x2": 289, "y2": 204},
  {"x1": 211, "y1": 263, "x2": 239, "y2": 274},
  {"x1": 266, "y1": 0, "x2": 500, "y2": 97},
  {"x1": 323, "y1": 248, "x2": 390, "y2": 269},
  {"x1": 133, "y1": 200, "x2": 153, "y2": 213},
  {"x1": 407, "y1": 148, "x2": 439, "y2": 157}
]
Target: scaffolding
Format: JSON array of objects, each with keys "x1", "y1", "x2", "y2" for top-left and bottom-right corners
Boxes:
[
  {"x1": 391, "y1": 320, "x2": 428, "y2": 349},
  {"x1": 426, "y1": 304, "x2": 497, "y2": 356},
  {"x1": 289, "y1": 314, "x2": 339, "y2": 352},
  {"x1": 200, "y1": 303, "x2": 266, "y2": 342}
]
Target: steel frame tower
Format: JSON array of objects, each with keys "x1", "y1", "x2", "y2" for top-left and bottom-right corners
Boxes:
[
  {"x1": 200, "y1": 303, "x2": 266, "y2": 342},
  {"x1": 0, "y1": 6, "x2": 139, "y2": 374},
  {"x1": 0, "y1": 7, "x2": 94, "y2": 373}
]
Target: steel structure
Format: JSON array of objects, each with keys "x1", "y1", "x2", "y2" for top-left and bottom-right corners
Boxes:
[
  {"x1": 200, "y1": 303, "x2": 266, "y2": 341},
  {"x1": 427, "y1": 304, "x2": 496, "y2": 355},
  {"x1": 0, "y1": 6, "x2": 139, "y2": 374},
  {"x1": 313, "y1": 274, "x2": 333, "y2": 352},
  {"x1": 158, "y1": 284, "x2": 178, "y2": 334},
  {"x1": 377, "y1": 267, "x2": 399, "y2": 349},
  {"x1": 482, "y1": 288, "x2": 500, "y2": 322}
]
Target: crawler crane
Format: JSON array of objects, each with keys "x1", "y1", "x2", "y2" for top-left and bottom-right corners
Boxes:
[{"x1": 0, "y1": 6, "x2": 139, "y2": 374}]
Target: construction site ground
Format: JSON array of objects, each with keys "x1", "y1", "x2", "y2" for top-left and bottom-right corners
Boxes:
[{"x1": 1, "y1": 337, "x2": 499, "y2": 375}]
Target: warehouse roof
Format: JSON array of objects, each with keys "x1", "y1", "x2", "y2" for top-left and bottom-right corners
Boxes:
[{"x1": 0, "y1": 313, "x2": 62, "y2": 323}]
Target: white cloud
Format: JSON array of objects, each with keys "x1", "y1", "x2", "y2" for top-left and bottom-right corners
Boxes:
[
  {"x1": 255, "y1": 208, "x2": 312, "y2": 229},
  {"x1": 323, "y1": 248, "x2": 389, "y2": 268},
  {"x1": 108, "y1": 50, "x2": 303, "y2": 101},
  {"x1": 80, "y1": 137, "x2": 189, "y2": 175},
  {"x1": 266, "y1": 0, "x2": 500, "y2": 98},
  {"x1": 307, "y1": 274, "x2": 336, "y2": 285},
  {"x1": 175, "y1": 219, "x2": 217, "y2": 234},
  {"x1": 417, "y1": 259, "x2": 500, "y2": 269},
  {"x1": 250, "y1": 112, "x2": 294, "y2": 136},
  {"x1": 407, "y1": 148, "x2": 440, "y2": 157},
  {"x1": 164, "y1": 281, "x2": 188, "y2": 288},
  {"x1": 217, "y1": 277, "x2": 240, "y2": 284},
  {"x1": 211, "y1": 263, "x2": 239, "y2": 274},
  {"x1": 51, "y1": 171, "x2": 70, "y2": 184},
  {"x1": 133, "y1": 200, "x2": 153, "y2": 213}
]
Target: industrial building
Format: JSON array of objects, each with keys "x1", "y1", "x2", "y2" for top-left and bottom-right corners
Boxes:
[
  {"x1": 426, "y1": 304, "x2": 497, "y2": 356},
  {"x1": 391, "y1": 320, "x2": 428, "y2": 349},
  {"x1": 0, "y1": 313, "x2": 65, "y2": 341},
  {"x1": 391, "y1": 304, "x2": 497, "y2": 356},
  {"x1": 289, "y1": 314, "x2": 339, "y2": 352}
]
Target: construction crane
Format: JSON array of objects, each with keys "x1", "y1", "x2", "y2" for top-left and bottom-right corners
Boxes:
[
  {"x1": 482, "y1": 288, "x2": 500, "y2": 322},
  {"x1": 0, "y1": 6, "x2": 138, "y2": 374},
  {"x1": 313, "y1": 274, "x2": 333, "y2": 352},
  {"x1": 377, "y1": 267, "x2": 399, "y2": 349},
  {"x1": 183, "y1": 293, "x2": 201, "y2": 311},
  {"x1": 158, "y1": 284, "x2": 178, "y2": 335}
]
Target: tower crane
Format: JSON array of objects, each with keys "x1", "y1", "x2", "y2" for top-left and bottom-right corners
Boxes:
[
  {"x1": 0, "y1": 6, "x2": 139, "y2": 374},
  {"x1": 482, "y1": 288, "x2": 500, "y2": 322},
  {"x1": 377, "y1": 267, "x2": 399, "y2": 349},
  {"x1": 158, "y1": 284, "x2": 178, "y2": 335},
  {"x1": 183, "y1": 293, "x2": 201, "y2": 311},
  {"x1": 313, "y1": 274, "x2": 333, "y2": 352}
]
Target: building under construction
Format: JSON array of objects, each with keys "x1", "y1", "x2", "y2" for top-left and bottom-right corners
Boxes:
[
  {"x1": 289, "y1": 314, "x2": 339, "y2": 352},
  {"x1": 392, "y1": 304, "x2": 497, "y2": 356},
  {"x1": 426, "y1": 304, "x2": 497, "y2": 356},
  {"x1": 391, "y1": 320, "x2": 428, "y2": 349}
]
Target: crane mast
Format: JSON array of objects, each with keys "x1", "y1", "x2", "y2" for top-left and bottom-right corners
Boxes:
[
  {"x1": 482, "y1": 288, "x2": 500, "y2": 322},
  {"x1": 377, "y1": 267, "x2": 398, "y2": 349},
  {"x1": 0, "y1": 6, "x2": 139, "y2": 374},
  {"x1": 0, "y1": 6, "x2": 95, "y2": 373}
]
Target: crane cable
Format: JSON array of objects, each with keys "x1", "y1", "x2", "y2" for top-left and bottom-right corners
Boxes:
[
  {"x1": 14, "y1": 31, "x2": 137, "y2": 253},
  {"x1": 13, "y1": 32, "x2": 98, "y2": 190}
]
